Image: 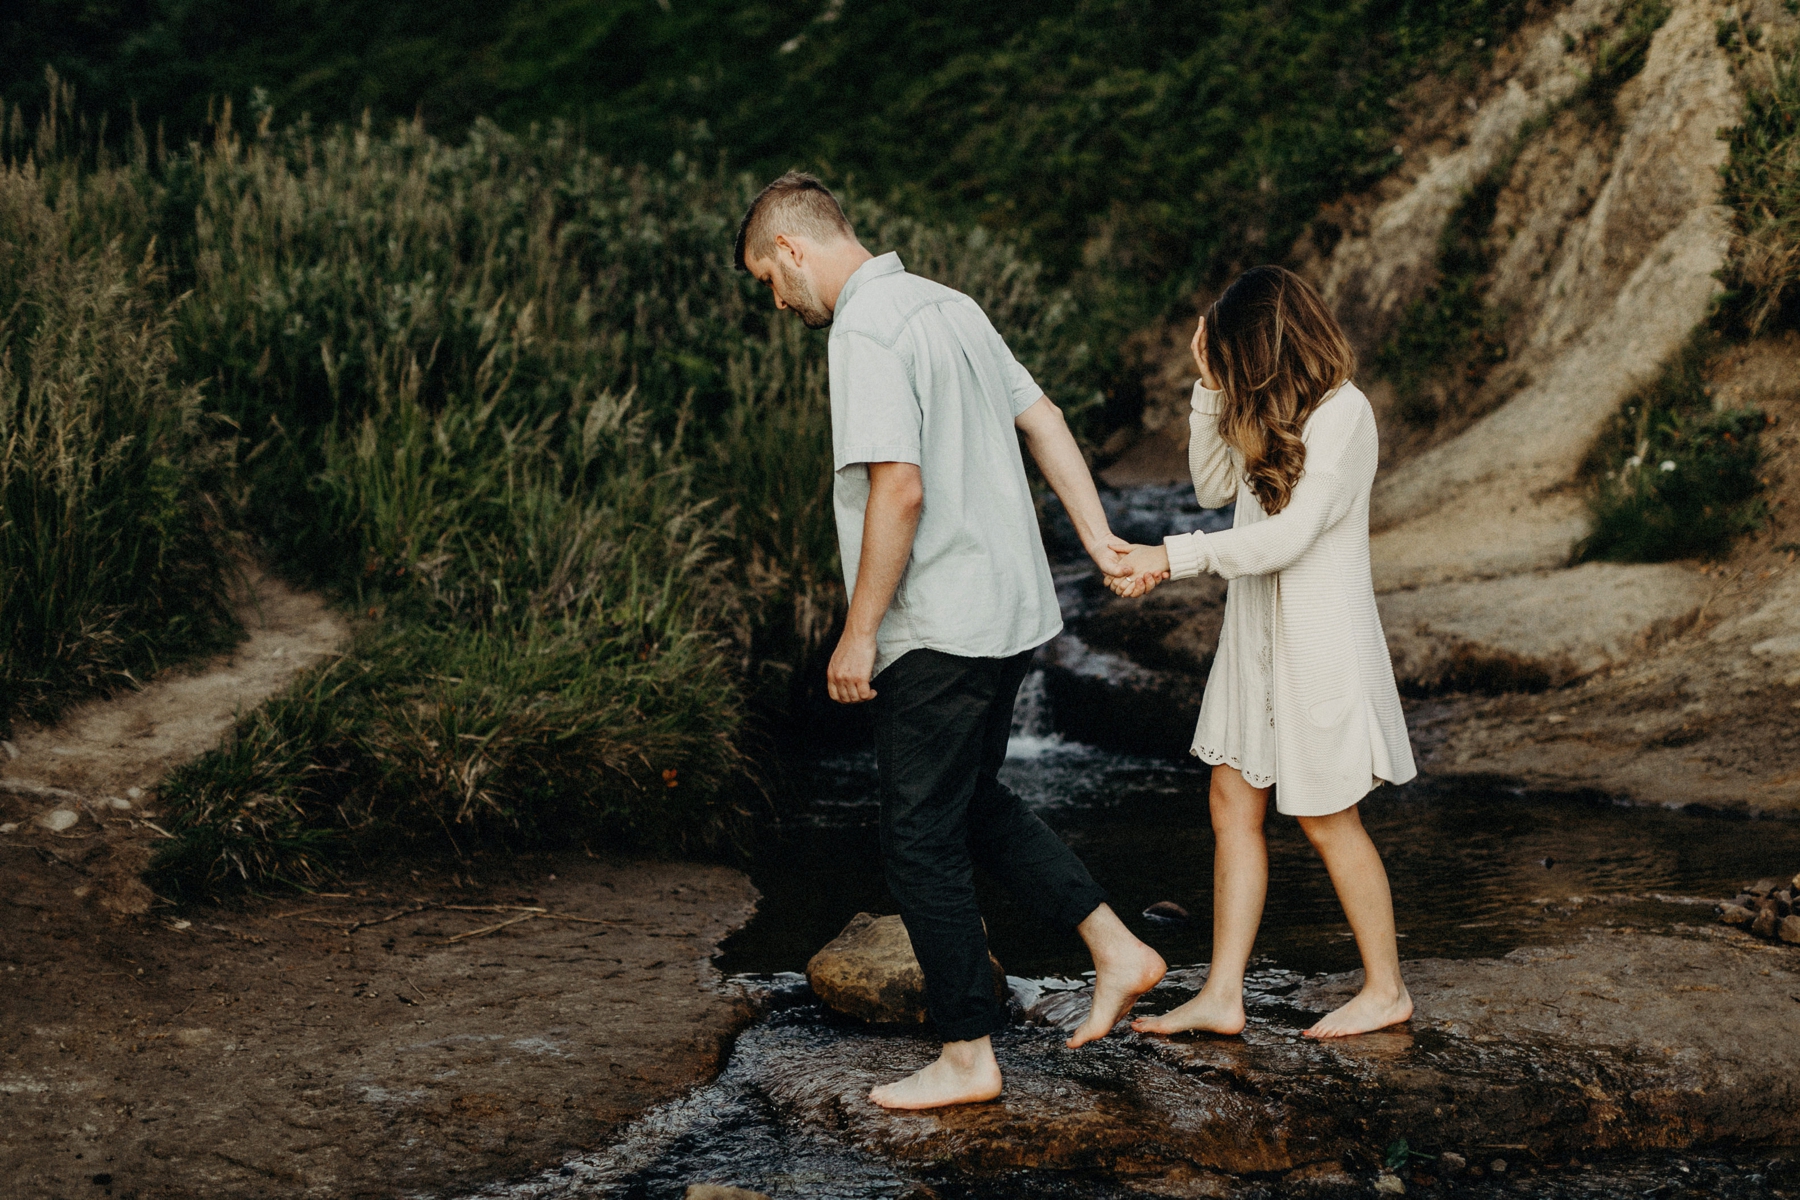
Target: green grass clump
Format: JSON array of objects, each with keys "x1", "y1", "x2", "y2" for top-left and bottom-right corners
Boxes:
[
  {"x1": 1719, "y1": 40, "x2": 1800, "y2": 334},
  {"x1": 0, "y1": 148, "x2": 235, "y2": 733},
  {"x1": 1577, "y1": 340, "x2": 1768, "y2": 563}
]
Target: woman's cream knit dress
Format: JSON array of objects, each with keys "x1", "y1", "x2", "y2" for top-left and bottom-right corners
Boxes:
[{"x1": 1161, "y1": 380, "x2": 1415, "y2": 816}]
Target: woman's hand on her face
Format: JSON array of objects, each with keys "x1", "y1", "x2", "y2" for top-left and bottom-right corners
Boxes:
[{"x1": 1190, "y1": 315, "x2": 1219, "y2": 390}]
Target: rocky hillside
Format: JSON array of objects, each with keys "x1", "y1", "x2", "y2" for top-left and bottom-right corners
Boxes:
[{"x1": 1096, "y1": 0, "x2": 1800, "y2": 812}]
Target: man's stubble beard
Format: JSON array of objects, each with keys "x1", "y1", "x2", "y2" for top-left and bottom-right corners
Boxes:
[{"x1": 778, "y1": 260, "x2": 834, "y2": 329}]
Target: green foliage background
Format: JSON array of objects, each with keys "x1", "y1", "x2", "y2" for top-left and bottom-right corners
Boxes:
[{"x1": 3, "y1": 0, "x2": 1532, "y2": 395}]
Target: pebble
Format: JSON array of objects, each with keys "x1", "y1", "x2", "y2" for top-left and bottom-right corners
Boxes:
[
  {"x1": 126, "y1": 787, "x2": 144, "y2": 800},
  {"x1": 1491, "y1": 1159, "x2": 1508, "y2": 1174},
  {"x1": 1142, "y1": 900, "x2": 1190, "y2": 923},
  {"x1": 107, "y1": 796, "x2": 132, "y2": 810},
  {"x1": 1780, "y1": 915, "x2": 1800, "y2": 945},
  {"x1": 1374, "y1": 1174, "x2": 1406, "y2": 1195},
  {"x1": 1438, "y1": 1152, "x2": 1467, "y2": 1173},
  {"x1": 36, "y1": 809, "x2": 79, "y2": 832},
  {"x1": 0, "y1": 823, "x2": 17, "y2": 834}
]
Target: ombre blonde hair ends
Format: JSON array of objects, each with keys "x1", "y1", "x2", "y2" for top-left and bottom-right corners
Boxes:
[{"x1": 1202, "y1": 266, "x2": 1356, "y2": 516}]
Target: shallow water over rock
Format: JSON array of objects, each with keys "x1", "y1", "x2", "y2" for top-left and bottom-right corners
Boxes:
[{"x1": 456, "y1": 744, "x2": 1800, "y2": 1199}]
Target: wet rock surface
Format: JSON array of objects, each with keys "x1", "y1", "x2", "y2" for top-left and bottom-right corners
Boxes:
[
  {"x1": 797, "y1": 926, "x2": 1800, "y2": 1173},
  {"x1": 806, "y1": 912, "x2": 1006, "y2": 1024},
  {"x1": 487, "y1": 927, "x2": 1800, "y2": 1199}
]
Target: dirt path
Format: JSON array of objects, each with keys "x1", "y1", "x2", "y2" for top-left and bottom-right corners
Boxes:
[{"x1": 0, "y1": 570, "x2": 764, "y2": 1200}]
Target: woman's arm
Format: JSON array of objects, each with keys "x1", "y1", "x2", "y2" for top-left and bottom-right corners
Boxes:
[
  {"x1": 1187, "y1": 383, "x2": 1240, "y2": 509},
  {"x1": 1162, "y1": 460, "x2": 1358, "y2": 580}
]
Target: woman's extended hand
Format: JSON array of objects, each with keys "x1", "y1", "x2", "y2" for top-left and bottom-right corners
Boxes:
[{"x1": 1105, "y1": 544, "x2": 1172, "y2": 598}]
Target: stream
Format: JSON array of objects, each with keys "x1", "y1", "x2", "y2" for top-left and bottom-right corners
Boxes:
[{"x1": 464, "y1": 489, "x2": 1800, "y2": 1199}]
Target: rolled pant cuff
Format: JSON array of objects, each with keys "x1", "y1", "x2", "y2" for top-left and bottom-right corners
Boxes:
[
  {"x1": 935, "y1": 1008, "x2": 1008, "y2": 1044},
  {"x1": 1052, "y1": 885, "x2": 1111, "y2": 931}
]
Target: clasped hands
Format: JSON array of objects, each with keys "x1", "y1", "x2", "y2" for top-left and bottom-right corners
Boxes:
[{"x1": 1102, "y1": 541, "x2": 1171, "y2": 599}]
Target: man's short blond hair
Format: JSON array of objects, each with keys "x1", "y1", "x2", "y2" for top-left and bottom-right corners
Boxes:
[{"x1": 733, "y1": 171, "x2": 856, "y2": 272}]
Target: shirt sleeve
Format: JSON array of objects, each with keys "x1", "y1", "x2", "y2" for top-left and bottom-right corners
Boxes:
[
  {"x1": 1187, "y1": 382, "x2": 1239, "y2": 509},
  {"x1": 833, "y1": 331, "x2": 923, "y2": 471}
]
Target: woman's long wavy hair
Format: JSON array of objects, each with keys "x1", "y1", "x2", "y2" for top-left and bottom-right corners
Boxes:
[{"x1": 1203, "y1": 266, "x2": 1356, "y2": 516}]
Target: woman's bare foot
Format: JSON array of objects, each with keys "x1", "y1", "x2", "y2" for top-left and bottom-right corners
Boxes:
[
  {"x1": 1302, "y1": 987, "x2": 1413, "y2": 1039},
  {"x1": 1130, "y1": 986, "x2": 1246, "y2": 1036},
  {"x1": 1065, "y1": 940, "x2": 1167, "y2": 1048},
  {"x1": 868, "y1": 1038, "x2": 1004, "y2": 1110}
]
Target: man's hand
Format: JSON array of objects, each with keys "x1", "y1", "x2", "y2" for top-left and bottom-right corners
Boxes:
[
  {"x1": 827, "y1": 632, "x2": 879, "y2": 704},
  {"x1": 1105, "y1": 544, "x2": 1172, "y2": 598},
  {"x1": 1089, "y1": 534, "x2": 1135, "y2": 580}
]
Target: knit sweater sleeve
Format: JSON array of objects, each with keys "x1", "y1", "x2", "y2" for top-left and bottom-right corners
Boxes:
[
  {"x1": 1186, "y1": 382, "x2": 1239, "y2": 509},
  {"x1": 1162, "y1": 391, "x2": 1367, "y2": 581}
]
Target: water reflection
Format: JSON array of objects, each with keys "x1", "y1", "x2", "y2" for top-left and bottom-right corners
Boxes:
[{"x1": 718, "y1": 741, "x2": 1800, "y2": 982}]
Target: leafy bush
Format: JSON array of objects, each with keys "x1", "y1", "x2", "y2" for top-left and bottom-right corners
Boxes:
[
  {"x1": 1578, "y1": 340, "x2": 1768, "y2": 563},
  {"x1": 0, "y1": 143, "x2": 235, "y2": 733}
]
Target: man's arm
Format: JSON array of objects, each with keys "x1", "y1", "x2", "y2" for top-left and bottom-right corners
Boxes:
[
  {"x1": 1015, "y1": 396, "x2": 1129, "y2": 577},
  {"x1": 826, "y1": 461, "x2": 924, "y2": 704}
]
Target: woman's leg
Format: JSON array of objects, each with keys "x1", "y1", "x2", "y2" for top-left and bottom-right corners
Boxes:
[
  {"x1": 1294, "y1": 803, "x2": 1413, "y2": 1038},
  {"x1": 1132, "y1": 764, "x2": 1268, "y2": 1036}
]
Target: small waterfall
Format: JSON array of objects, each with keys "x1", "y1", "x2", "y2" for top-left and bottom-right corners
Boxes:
[{"x1": 1007, "y1": 669, "x2": 1065, "y2": 759}]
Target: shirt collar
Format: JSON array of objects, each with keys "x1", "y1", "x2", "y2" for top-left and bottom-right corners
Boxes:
[{"x1": 834, "y1": 252, "x2": 904, "y2": 320}]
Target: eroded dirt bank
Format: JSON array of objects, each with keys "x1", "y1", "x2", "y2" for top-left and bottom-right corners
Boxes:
[
  {"x1": 0, "y1": 851, "x2": 759, "y2": 1200},
  {"x1": 0, "y1": 569, "x2": 763, "y2": 1200}
]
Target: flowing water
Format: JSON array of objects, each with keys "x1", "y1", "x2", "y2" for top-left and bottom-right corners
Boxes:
[{"x1": 464, "y1": 489, "x2": 1800, "y2": 1199}]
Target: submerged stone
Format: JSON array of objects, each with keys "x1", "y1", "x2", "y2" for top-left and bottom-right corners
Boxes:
[{"x1": 805, "y1": 913, "x2": 1004, "y2": 1025}]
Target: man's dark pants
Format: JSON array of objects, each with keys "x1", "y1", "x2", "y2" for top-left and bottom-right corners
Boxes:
[{"x1": 873, "y1": 646, "x2": 1109, "y2": 1042}]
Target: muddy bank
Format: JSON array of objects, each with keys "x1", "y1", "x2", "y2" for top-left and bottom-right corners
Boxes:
[
  {"x1": 0, "y1": 846, "x2": 759, "y2": 1200},
  {"x1": 0, "y1": 565, "x2": 763, "y2": 1200}
]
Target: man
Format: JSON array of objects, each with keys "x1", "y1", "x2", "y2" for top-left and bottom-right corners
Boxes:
[{"x1": 735, "y1": 172, "x2": 1166, "y2": 1111}]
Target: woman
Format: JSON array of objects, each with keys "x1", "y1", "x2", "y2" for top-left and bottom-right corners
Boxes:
[{"x1": 1112, "y1": 265, "x2": 1416, "y2": 1039}]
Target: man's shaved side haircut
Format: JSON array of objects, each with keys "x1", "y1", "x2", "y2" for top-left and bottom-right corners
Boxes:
[{"x1": 734, "y1": 171, "x2": 856, "y2": 272}]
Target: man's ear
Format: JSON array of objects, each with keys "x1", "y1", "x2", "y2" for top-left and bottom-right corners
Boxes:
[{"x1": 773, "y1": 232, "x2": 803, "y2": 268}]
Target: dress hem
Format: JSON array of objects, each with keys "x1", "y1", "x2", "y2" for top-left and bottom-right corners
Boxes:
[{"x1": 1191, "y1": 744, "x2": 1276, "y2": 790}]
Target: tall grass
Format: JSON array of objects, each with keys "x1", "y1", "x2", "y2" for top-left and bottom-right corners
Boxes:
[
  {"x1": 1719, "y1": 38, "x2": 1800, "y2": 334},
  {"x1": 4, "y1": 97, "x2": 1086, "y2": 892},
  {"x1": 0, "y1": 128, "x2": 235, "y2": 733}
]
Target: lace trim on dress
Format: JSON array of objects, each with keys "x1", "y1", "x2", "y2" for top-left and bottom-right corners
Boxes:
[{"x1": 1191, "y1": 743, "x2": 1276, "y2": 789}]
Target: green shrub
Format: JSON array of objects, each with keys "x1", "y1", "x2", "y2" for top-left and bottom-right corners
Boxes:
[
  {"x1": 0, "y1": 151, "x2": 235, "y2": 733},
  {"x1": 1577, "y1": 340, "x2": 1767, "y2": 563},
  {"x1": 1719, "y1": 40, "x2": 1800, "y2": 334}
]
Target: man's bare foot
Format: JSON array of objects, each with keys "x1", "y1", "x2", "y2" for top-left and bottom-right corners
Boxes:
[
  {"x1": 1302, "y1": 987, "x2": 1413, "y2": 1039},
  {"x1": 1130, "y1": 986, "x2": 1246, "y2": 1036},
  {"x1": 1065, "y1": 941, "x2": 1167, "y2": 1048},
  {"x1": 868, "y1": 1039, "x2": 1004, "y2": 1110}
]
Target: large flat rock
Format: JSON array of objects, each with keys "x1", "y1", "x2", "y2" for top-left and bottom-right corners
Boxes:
[
  {"x1": 1380, "y1": 562, "x2": 1713, "y2": 692},
  {"x1": 752, "y1": 928, "x2": 1800, "y2": 1184}
]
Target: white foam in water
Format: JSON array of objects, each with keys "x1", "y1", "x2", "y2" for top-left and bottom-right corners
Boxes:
[{"x1": 1007, "y1": 670, "x2": 1068, "y2": 759}]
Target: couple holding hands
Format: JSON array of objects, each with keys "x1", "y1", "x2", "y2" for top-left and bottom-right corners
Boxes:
[{"x1": 734, "y1": 173, "x2": 1417, "y2": 1111}]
